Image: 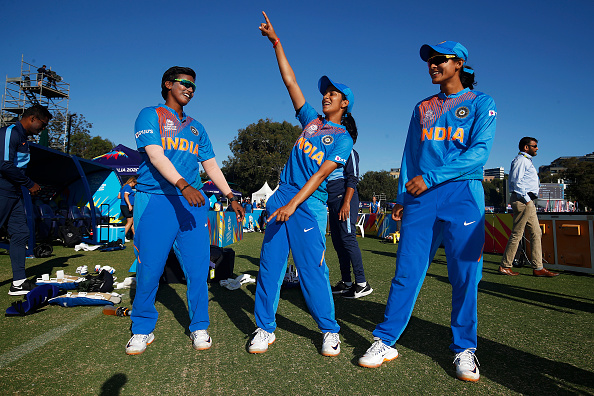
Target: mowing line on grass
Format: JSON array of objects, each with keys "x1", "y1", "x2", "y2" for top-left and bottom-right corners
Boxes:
[{"x1": 0, "y1": 307, "x2": 102, "y2": 369}]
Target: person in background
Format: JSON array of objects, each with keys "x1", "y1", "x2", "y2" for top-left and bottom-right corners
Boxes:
[
  {"x1": 370, "y1": 196, "x2": 380, "y2": 214},
  {"x1": 499, "y1": 137, "x2": 558, "y2": 277},
  {"x1": 119, "y1": 176, "x2": 137, "y2": 242},
  {"x1": 1, "y1": 105, "x2": 52, "y2": 295}
]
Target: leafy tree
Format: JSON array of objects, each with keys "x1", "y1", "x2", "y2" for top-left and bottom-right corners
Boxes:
[
  {"x1": 358, "y1": 171, "x2": 399, "y2": 202},
  {"x1": 222, "y1": 119, "x2": 302, "y2": 195},
  {"x1": 482, "y1": 178, "x2": 506, "y2": 208},
  {"x1": 45, "y1": 113, "x2": 114, "y2": 159},
  {"x1": 561, "y1": 158, "x2": 594, "y2": 210}
]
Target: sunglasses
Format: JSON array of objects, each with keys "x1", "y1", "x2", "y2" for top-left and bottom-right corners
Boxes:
[
  {"x1": 527, "y1": 144, "x2": 538, "y2": 148},
  {"x1": 174, "y1": 78, "x2": 196, "y2": 91},
  {"x1": 427, "y1": 54, "x2": 457, "y2": 65}
]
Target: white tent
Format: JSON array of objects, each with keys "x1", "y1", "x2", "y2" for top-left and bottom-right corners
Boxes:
[{"x1": 252, "y1": 181, "x2": 275, "y2": 204}]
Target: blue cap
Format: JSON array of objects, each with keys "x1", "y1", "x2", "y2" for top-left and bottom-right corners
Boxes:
[
  {"x1": 318, "y1": 76, "x2": 354, "y2": 113},
  {"x1": 420, "y1": 41, "x2": 469, "y2": 62}
]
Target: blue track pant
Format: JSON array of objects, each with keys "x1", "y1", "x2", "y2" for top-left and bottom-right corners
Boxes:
[
  {"x1": 0, "y1": 196, "x2": 29, "y2": 280},
  {"x1": 373, "y1": 180, "x2": 484, "y2": 353},
  {"x1": 254, "y1": 186, "x2": 340, "y2": 334},
  {"x1": 131, "y1": 191, "x2": 210, "y2": 335}
]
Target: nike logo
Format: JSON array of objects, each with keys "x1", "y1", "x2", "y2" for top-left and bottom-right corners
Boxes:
[
  {"x1": 304, "y1": 227, "x2": 314, "y2": 232},
  {"x1": 464, "y1": 221, "x2": 476, "y2": 226},
  {"x1": 332, "y1": 344, "x2": 339, "y2": 350}
]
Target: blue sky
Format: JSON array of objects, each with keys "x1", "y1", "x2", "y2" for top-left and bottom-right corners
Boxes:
[{"x1": 1, "y1": 0, "x2": 592, "y2": 181}]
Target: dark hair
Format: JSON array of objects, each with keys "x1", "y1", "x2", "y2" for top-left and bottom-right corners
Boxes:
[
  {"x1": 161, "y1": 66, "x2": 196, "y2": 100},
  {"x1": 22, "y1": 104, "x2": 52, "y2": 121},
  {"x1": 339, "y1": 92, "x2": 358, "y2": 143},
  {"x1": 519, "y1": 137, "x2": 537, "y2": 151},
  {"x1": 459, "y1": 63, "x2": 476, "y2": 90}
]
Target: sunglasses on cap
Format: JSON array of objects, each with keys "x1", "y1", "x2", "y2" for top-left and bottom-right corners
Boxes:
[
  {"x1": 427, "y1": 54, "x2": 457, "y2": 65},
  {"x1": 173, "y1": 78, "x2": 196, "y2": 91}
]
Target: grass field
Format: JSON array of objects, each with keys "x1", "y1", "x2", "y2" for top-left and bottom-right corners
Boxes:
[{"x1": 1, "y1": 233, "x2": 593, "y2": 395}]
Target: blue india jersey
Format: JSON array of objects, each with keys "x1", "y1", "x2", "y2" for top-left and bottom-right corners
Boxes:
[
  {"x1": 396, "y1": 88, "x2": 497, "y2": 204},
  {"x1": 134, "y1": 104, "x2": 215, "y2": 195},
  {"x1": 279, "y1": 102, "x2": 353, "y2": 203}
]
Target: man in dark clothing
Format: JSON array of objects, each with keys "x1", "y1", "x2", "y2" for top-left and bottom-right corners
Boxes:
[{"x1": 0, "y1": 105, "x2": 52, "y2": 295}]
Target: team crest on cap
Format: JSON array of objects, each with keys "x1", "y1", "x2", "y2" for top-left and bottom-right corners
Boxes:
[
  {"x1": 305, "y1": 125, "x2": 319, "y2": 135},
  {"x1": 455, "y1": 106, "x2": 470, "y2": 119},
  {"x1": 191, "y1": 126, "x2": 199, "y2": 136},
  {"x1": 322, "y1": 135, "x2": 334, "y2": 145}
]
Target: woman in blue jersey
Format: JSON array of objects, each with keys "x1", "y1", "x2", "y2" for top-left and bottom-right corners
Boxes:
[
  {"x1": 249, "y1": 12, "x2": 355, "y2": 357},
  {"x1": 125, "y1": 66, "x2": 244, "y2": 355},
  {"x1": 119, "y1": 176, "x2": 137, "y2": 242},
  {"x1": 358, "y1": 41, "x2": 497, "y2": 382}
]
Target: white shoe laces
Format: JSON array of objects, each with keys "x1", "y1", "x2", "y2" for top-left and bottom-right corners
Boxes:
[
  {"x1": 129, "y1": 334, "x2": 149, "y2": 345},
  {"x1": 323, "y1": 332, "x2": 340, "y2": 345},
  {"x1": 454, "y1": 348, "x2": 480, "y2": 368},
  {"x1": 367, "y1": 338, "x2": 389, "y2": 355},
  {"x1": 251, "y1": 328, "x2": 271, "y2": 344}
]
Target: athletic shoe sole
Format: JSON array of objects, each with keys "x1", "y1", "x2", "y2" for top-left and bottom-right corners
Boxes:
[
  {"x1": 457, "y1": 373, "x2": 480, "y2": 382},
  {"x1": 126, "y1": 336, "x2": 154, "y2": 355},
  {"x1": 8, "y1": 290, "x2": 31, "y2": 296},
  {"x1": 343, "y1": 287, "x2": 373, "y2": 299},
  {"x1": 192, "y1": 338, "x2": 212, "y2": 351},
  {"x1": 248, "y1": 334, "x2": 276, "y2": 354},
  {"x1": 358, "y1": 350, "x2": 399, "y2": 368},
  {"x1": 321, "y1": 345, "x2": 340, "y2": 357}
]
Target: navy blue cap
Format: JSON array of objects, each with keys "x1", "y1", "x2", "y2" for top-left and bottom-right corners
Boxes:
[
  {"x1": 318, "y1": 76, "x2": 354, "y2": 113},
  {"x1": 420, "y1": 41, "x2": 469, "y2": 62}
]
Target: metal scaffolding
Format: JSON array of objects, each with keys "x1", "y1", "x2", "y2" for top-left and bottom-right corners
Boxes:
[{"x1": 1, "y1": 55, "x2": 70, "y2": 147}]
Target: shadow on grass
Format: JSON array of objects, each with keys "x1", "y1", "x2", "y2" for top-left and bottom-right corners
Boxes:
[
  {"x1": 361, "y1": 249, "x2": 397, "y2": 260},
  {"x1": 0, "y1": 254, "x2": 84, "y2": 288},
  {"x1": 424, "y1": 271, "x2": 594, "y2": 314},
  {"x1": 399, "y1": 317, "x2": 594, "y2": 394},
  {"x1": 236, "y1": 254, "x2": 260, "y2": 267},
  {"x1": 209, "y1": 282, "x2": 257, "y2": 337},
  {"x1": 100, "y1": 373, "x2": 127, "y2": 396},
  {"x1": 154, "y1": 283, "x2": 191, "y2": 335}
]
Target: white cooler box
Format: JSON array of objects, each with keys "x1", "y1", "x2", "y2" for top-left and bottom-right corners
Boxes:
[{"x1": 95, "y1": 226, "x2": 126, "y2": 243}]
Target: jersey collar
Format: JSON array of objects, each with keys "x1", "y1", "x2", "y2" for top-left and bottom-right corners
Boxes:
[
  {"x1": 160, "y1": 103, "x2": 187, "y2": 122},
  {"x1": 438, "y1": 87, "x2": 470, "y2": 100}
]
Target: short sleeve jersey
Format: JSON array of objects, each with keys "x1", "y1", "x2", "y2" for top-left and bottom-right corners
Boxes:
[
  {"x1": 396, "y1": 88, "x2": 497, "y2": 204},
  {"x1": 279, "y1": 102, "x2": 353, "y2": 203},
  {"x1": 134, "y1": 104, "x2": 215, "y2": 195},
  {"x1": 120, "y1": 184, "x2": 135, "y2": 206}
]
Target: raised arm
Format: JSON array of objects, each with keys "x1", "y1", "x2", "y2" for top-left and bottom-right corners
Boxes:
[{"x1": 259, "y1": 11, "x2": 305, "y2": 111}]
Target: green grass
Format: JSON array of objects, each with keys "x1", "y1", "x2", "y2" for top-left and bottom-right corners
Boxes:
[{"x1": 0, "y1": 234, "x2": 593, "y2": 395}]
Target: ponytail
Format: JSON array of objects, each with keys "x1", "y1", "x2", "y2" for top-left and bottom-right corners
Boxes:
[
  {"x1": 460, "y1": 65, "x2": 476, "y2": 90},
  {"x1": 341, "y1": 113, "x2": 358, "y2": 144}
]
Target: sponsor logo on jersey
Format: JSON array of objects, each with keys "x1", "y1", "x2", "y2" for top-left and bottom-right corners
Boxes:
[
  {"x1": 295, "y1": 136, "x2": 325, "y2": 165},
  {"x1": 334, "y1": 155, "x2": 346, "y2": 163},
  {"x1": 489, "y1": 110, "x2": 497, "y2": 117},
  {"x1": 422, "y1": 109, "x2": 435, "y2": 124},
  {"x1": 161, "y1": 137, "x2": 200, "y2": 156},
  {"x1": 322, "y1": 135, "x2": 334, "y2": 145},
  {"x1": 421, "y1": 127, "x2": 465, "y2": 143},
  {"x1": 164, "y1": 119, "x2": 177, "y2": 132},
  {"x1": 455, "y1": 106, "x2": 470, "y2": 119},
  {"x1": 305, "y1": 124, "x2": 318, "y2": 135},
  {"x1": 135, "y1": 129, "x2": 153, "y2": 138},
  {"x1": 191, "y1": 126, "x2": 199, "y2": 136}
]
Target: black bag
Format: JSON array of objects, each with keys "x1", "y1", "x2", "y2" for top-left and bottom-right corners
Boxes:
[
  {"x1": 33, "y1": 243, "x2": 53, "y2": 258},
  {"x1": 160, "y1": 245, "x2": 235, "y2": 284},
  {"x1": 59, "y1": 221, "x2": 82, "y2": 248},
  {"x1": 76, "y1": 270, "x2": 114, "y2": 292}
]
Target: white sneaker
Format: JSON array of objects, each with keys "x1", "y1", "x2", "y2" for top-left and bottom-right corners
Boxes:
[
  {"x1": 190, "y1": 330, "x2": 212, "y2": 350},
  {"x1": 125, "y1": 333, "x2": 154, "y2": 355},
  {"x1": 321, "y1": 332, "x2": 341, "y2": 356},
  {"x1": 358, "y1": 338, "x2": 399, "y2": 368},
  {"x1": 454, "y1": 348, "x2": 480, "y2": 381},
  {"x1": 248, "y1": 328, "x2": 276, "y2": 353}
]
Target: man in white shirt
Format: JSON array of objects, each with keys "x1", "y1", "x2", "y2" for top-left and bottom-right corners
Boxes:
[{"x1": 499, "y1": 137, "x2": 558, "y2": 277}]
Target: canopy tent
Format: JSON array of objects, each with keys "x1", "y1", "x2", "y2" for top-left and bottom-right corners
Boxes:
[
  {"x1": 0, "y1": 143, "x2": 122, "y2": 255},
  {"x1": 251, "y1": 182, "x2": 275, "y2": 204},
  {"x1": 202, "y1": 181, "x2": 242, "y2": 198},
  {"x1": 93, "y1": 144, "x2": 142, "y2": 179}
]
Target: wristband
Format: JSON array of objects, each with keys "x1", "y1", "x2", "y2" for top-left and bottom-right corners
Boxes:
[
  {"x1": 180, "y1": 184, "x2": 191, "y2": 193},
  {"x1": 228, "y1": 195, "x2": 239, "y2": 202},
  {"x1": 272, "y1": 38, "x2": 280, "y2": 48}
]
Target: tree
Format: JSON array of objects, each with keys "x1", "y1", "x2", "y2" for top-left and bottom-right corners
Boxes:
[
  {"x1": 561, "y1": 158, "x2": 594, "y2": 210},
  {"x1": 482, "y1": 179, "x2": 506, "y2": 208},
  {"x1": 358, "y1": 171, "x2": 399, "y2": 202},
  {"x1": 46, "y1": 113, "x2": 114, "y2": 159},
  {"x1": 222, "y1": 119, "x2": 302, "y2": 195}
]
